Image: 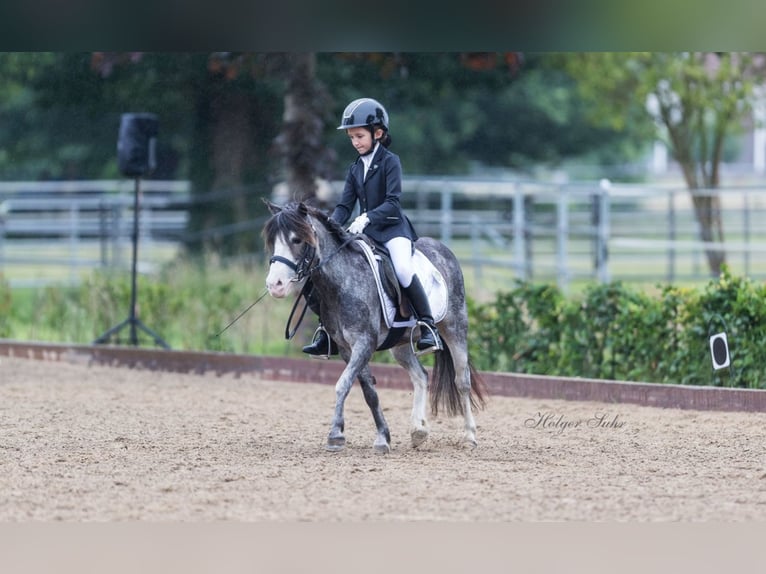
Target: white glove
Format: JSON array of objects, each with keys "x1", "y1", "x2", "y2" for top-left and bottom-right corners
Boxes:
[{"x1": 347, "y1": 213, "x2": 370, "y2": 234}]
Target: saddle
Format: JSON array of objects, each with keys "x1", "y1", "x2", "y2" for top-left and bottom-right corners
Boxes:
[
  {"x1": 354, "y1": 238, "x2": 448, "y2": 332},
  {"x1": 286, "y1": 237, "x2": 448, "y2": 353}
]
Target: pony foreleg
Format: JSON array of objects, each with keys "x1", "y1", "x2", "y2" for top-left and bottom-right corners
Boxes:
[
  {"x1": 327, "y1": 348, "x2": 376, "y2": 452},
  {"x1": 327, "y1": 369, "x2": 355, "y2": 452},
  {"x1": 357, "y1": 366, "x2": 391, "y2": 454}
]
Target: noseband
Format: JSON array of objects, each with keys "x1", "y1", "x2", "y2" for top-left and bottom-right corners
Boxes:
[
  {"x1": 269, "y1": 243, "x2": 317, "y2": 283},
  {"x1": 268, "y1": 214, "x2": 357, "y2": 282}
]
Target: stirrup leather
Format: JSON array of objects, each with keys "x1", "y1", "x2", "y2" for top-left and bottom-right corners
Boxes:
[{"x1": 410, "y1": 320, "x2": 443, "y2": 356}]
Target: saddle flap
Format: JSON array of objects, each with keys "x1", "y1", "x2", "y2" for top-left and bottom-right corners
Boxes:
[
  {"x1": 355, "y1": 239, "x2": 448, "y2": 329},
  {"x1": 375, "y1": 252, "x2": 401, "y2": 305}
]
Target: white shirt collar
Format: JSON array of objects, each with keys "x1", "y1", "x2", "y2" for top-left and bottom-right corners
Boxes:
[{"x1": 361, "y1": 142, "x2": 380, "y2": 178}]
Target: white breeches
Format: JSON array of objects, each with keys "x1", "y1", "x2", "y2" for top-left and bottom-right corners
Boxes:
[{"x1": 384, "y1": 236, "x2": 415, "y2": 287}]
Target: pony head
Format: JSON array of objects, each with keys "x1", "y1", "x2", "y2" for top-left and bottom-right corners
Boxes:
[{"x1": 263, "y1": 201, "x2": 317, "y2": 298}]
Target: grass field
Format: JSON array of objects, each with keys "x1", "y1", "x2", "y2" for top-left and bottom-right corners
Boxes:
[
  {"x1": 4, "y1": 220, "x2": 765, "y2": 359},
  {"x1": 0, "y1": 239, "x2": 182, "y2": 286}
]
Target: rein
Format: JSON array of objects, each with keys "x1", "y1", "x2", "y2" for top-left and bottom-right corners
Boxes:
[
  {"x1": 209, "y1": 287, "x2": 270, "y2": 339},
  {"x1": 214, "y1": 216, "x2": 360, "y2": 342},
  {"x1": 274, "y1": 226, "x2": 358, "y2": 340},
  {"x1": 312, "y1": 234, "x2": 358, "y2": 272},
  {"x1": 269, "y1": 227, "x2": 358, "y2": 282},
  {"x1": 284, "y1": 280, "x2": 312, "y2": 340}
]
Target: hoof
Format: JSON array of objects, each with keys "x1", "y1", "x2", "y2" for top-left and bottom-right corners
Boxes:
[
  {"x1": 326, "y1": 436, "x2": 346, "y2": 452},
  {"x1": 411, "y1": 428, "x2": 429, "y2": 448},
  {"x1": 373, "y1": 441, "x2": 391, "y2": 454},
  {"x1": 463, "y1": 438, "x2": 478, "y2": 450}
]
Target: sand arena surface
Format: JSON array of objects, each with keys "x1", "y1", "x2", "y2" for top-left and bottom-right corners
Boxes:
[{"x1": 1, "y1": 355, "x2": 766, "y2": 521}]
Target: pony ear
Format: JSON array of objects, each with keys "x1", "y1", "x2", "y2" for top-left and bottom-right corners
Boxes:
[
  {"x1": 263, "y1": 199, "x2": 281, "y2": 215},
  {"x1": 297, "y1": 202, "x2": 308, "y2": 216}
]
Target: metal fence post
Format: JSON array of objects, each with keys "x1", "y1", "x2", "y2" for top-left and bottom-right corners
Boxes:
[
  {"x1": 113, "y1": 203, "x2": 123, "y2": 270},
  {"x1": 667, "y1": 189, "x2": 676, "y2": 283},
  {"x1": 440, "y1": 186, "x2": 452, "y2": 246},
  {"x1": 470, "y1": 213, "x2": 482, "y2": 282},
  {"x1": 0, "y1": 202, "x2": 5, "y2": 276},
  {"x1": 513, "y1": 182, "x2": 526, "y2": 280},
  {"x1": 743, "y1": 188, "x2": 751, "y2": 276},
  {"x1": 556, "y1": 186, "x2": 569, "y2": 292},
  {"x1": 69, "y1": 204, "x2": 79, "y2": 285},
  {"x1": 596, "y1": 179, "x2": 610, "y2": 283},
  {"x1": 99, "y1": 199, "x2": 109, "y2": 267}
]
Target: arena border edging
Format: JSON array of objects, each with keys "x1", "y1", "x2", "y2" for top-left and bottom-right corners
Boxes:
[{"x1": 1, "y1": 339, "x2": 764, "y2": 413}]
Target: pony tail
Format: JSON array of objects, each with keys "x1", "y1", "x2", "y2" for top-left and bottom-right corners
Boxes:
[
  {"x1": 381, "y1": 132, "x2": 392, "y2": 148},
  {"x1": 431, "y1": 344, "x2": 488, "y2": 417}
]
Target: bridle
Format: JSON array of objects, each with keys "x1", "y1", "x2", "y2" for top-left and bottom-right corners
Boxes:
[
  {"x1": 268, "y1": 222, "x2": 357, "y2": 283},
  {"x1": 268, "y1": 217, "x2": 358, "y2": 340},
  {"x1": 269, "y1": 242, "x2": 317, "y2": 284},
  {"x1": 216, "y1": 211, "x2": 355, "y2": 341}
]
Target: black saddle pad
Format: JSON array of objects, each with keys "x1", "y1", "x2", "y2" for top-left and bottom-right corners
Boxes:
[{"x1": 360, "y1": 237, "x2": 400, "y2": 304}]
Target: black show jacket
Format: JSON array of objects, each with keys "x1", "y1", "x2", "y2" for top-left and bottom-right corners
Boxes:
[{"x1": 331, "y1": 145, "x2": 419, "y2": 244}]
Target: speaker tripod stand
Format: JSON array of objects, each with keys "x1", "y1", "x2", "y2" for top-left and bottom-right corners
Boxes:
[{"x1": 94, "y1": 177, "x2": 170, "y2": 348}]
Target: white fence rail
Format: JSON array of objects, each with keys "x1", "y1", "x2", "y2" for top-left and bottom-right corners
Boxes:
[
  {"x1": 400, "y1": 177, "x2": 766, "y2": 291},
  {"x1": 0, "y1": 180, "x2": 189, "y2": 287},
  {"x1": 2, "y1": 177, "x2": 766, "y2": 291}
]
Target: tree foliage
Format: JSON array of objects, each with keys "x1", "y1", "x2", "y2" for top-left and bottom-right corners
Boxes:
[
  {"x1": 0, "y1": 52, "x2": 659, "y2": 253},
  {"x1": 318, "y1": 53, "x2": 648, "y2": 176},
  {"x1": 554, "y1": 52, "x2": 766, "y2": 276},
  {"x1": 0, "y1": 52, "x2": 651, "y2": 181}
]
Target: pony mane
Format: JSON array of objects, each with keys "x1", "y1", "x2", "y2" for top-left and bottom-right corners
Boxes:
[
  {"x1": 263, "y1": 201, "x2": 354, "y2": 254},
  {"x1": 304, "y1": 203, "x2": 352, "y2": 244},
  {"x1": 308, "y1": 204, "x2": 375, "y2": 257},
  {"x1": 263, "y1": 201, "x2": 313, "y2": 252}
]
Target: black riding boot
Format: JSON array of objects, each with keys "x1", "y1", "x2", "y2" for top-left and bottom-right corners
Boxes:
[
  {"x1": 302, "y1": 282, "x2": 338, "y2": 357},
  {"x1": 302, "y1": 326, "x2": 338, "y2": 357},
  {"x1": 403, "y1": 275, "x2": 442, "y2": 352}
]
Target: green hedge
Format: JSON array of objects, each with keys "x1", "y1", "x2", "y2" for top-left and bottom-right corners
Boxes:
[
  {"x1": 468, "y1": 267, "x2": 766, "y2": 388},
  {"x1": 2, "y1": 263, "x2": 764, "y2": 388}
]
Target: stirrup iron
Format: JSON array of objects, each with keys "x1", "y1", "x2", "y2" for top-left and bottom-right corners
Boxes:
[
  {"x1": 307, "y1": 325, "x2": 333, "y2": 360},
  {"x1": 411, "y1": 320, "x2": 443, "y2": 357}
]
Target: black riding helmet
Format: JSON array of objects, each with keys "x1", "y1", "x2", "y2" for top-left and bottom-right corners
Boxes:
[
  {"x1": 337, "y1": 98, "x2": 392, "y2": 150},
  {"x1": 337, "y1": 98, "x2": 389, "y2": 131}
]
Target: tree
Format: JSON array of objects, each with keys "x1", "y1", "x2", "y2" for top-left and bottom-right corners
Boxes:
[
  {"x1": 0, "y1": 52, "x2": 120, "y2": 180},
  {"x1": 89, "y1": 52, "x2": 287, "y2": 254},
  {"x1": 0, "y1": 52, "x2": 658, "y2": 257},
  {"x1": 555, "y1": 52, "x2": 765, "y2": 276},
  {"x1": 272, "y1": 53, "x2": 336, "y2": 206},
  {"x1": 0, "y1": 52, "x2": 330, "y2": 252},
  {"x1": 317, "y1": 52, "x2": 650, "y2": 177}
]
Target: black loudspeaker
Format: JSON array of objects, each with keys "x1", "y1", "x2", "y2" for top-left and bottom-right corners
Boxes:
[
  {"x1": 95, "y1": 111, "x2": 169, "y2": 349},
  {"x1": 117, "y1": 113, "x2": 158, "y2": 177}
]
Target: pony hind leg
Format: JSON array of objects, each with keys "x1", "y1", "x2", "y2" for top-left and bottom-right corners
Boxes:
[
  {"x1": 390, "y1": 344, "x2": 430, "y2": 448},
  {"x1": 459, "y1": 365, "x2": 478, "y2": 448},
  {"x1": 433, "y1": 332, "x2": 481, "y2": 449},
  {"x1": 450, "y1": 342, "x2": 478, "y2": 448},
  {"x1": 357, "y1": 366, "x2": 391, "y2": 454}
]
